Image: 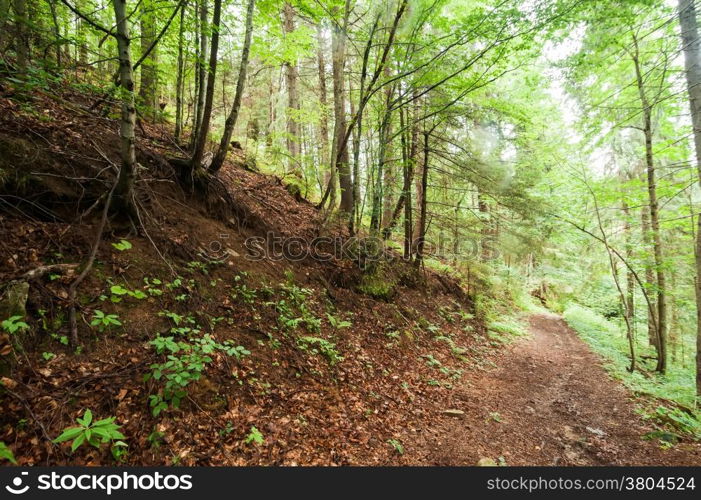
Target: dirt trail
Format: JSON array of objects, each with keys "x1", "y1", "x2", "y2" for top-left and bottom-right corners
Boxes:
[{"x1": 414, "y1": 313, "x2": 701, "y2": 465}]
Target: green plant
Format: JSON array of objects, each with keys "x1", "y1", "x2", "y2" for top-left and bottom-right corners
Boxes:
[
  {"x1": 219, "y1": 421, "x2": 234, "y2": 437},
  {"x1": 422, "y1": 354, "x2": 442, "y2": 368},
  {"x1": 111, "y1": 239, "x2": 132, "y2": 252},
  {"x1": 645, "y1": 406, "x2": 701, "y2": 439},
  {"x1": 53, "y1": 410, "x2": 126, "y2": 452},
  {"x1": 2, "y1": 315, "x2": 29, "y2": 334},
  {"x1": 90, "y1": 310, "x2": 122, "y2": 332},
  {"x1": 111, "y1": 441, "x2": 128, "y2": 462},
  {"x1": 147, "y1": 429, "x2": 165, "y2": 449},
  {"x1": 326, "y1": 312, "x2": 352, "y2": 329},
  {"x1": 146, "y1": 334, "x2": 250, "y2": 416},
  {"x1": 186, "y1": 260, "x2": 209, "y2": 274},
  {"x1": 297, "y1": 336, "x2": 343, "y2": 365},
  {"x1": 42, "y1": 352, "x2": 55, "y2": 361},
  {"x1": 108, "y1": 284, "x2": 146, "y2": 302},
  {"x1": 143, "y1": 277, "x2": 163, "y2": 296},
  {"x1": 244, "y1": 426, "x2": 264, "y2": 445},
  {"x1": 0, "y1": 442, "x2": 16, "y2": 464},
  {"x1": 387, "y1": 438, "x2": 404, "y2": 455}
]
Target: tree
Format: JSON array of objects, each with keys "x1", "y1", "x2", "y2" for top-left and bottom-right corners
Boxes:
[
  {"x1": 209, "y1": 0, "x2": 255, "y2": 173},
  {"x1": 112, "y1": 0, "x2": 137, "y2": 214},
  {"x1": 677, "y1": 0, "x2": 701, "y2": 397},
  {"x1": 139, "y1": 0, "x2": 159, "y2": 116},
  {"x1": 190, "y1": 0, "x2": 221, "y2": 173}
]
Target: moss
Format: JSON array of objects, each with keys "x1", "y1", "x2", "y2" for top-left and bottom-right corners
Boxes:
[{"x1": 357, "y1": 267, "x2": 397, "y2": 301}]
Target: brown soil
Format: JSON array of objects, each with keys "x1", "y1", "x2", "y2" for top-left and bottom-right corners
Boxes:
[{"x1": 413, "y1": 313, "x2": 701, "y2": 466}]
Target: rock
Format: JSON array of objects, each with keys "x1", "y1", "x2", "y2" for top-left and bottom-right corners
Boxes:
[
  {"x1": 0, "y1": 281, "x2": 29, "y2": 320},
  {"x1": 477, "y1": 458, "x2": 497, "y2": 466},
  {"x1": 442, "y1": 409, "x2": 465, "y2": 417},
  {"x1": 586, "y1": 426, "x2": 606, "y2": 437}
]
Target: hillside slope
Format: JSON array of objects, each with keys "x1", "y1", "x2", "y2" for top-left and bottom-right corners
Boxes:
[{"x1": 0, "y1": 86, "x2": 492, "y2": 465}]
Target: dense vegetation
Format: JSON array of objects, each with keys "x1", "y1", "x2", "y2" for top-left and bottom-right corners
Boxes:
[{"x1": 1, "y1": 0, "x2": 701, "y2": 465}]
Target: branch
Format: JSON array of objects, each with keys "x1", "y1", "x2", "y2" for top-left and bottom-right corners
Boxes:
[{"x1": 59, "y1": 0, "x2": 111, "y2": 35}]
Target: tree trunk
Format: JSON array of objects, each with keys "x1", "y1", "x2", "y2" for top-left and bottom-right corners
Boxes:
[
  {"x1": 14, "y1": 0, "x2": 29, "y2": 70},
  {"x1": 112, "y1": 0, "x2": 137, "y2": 214},
  {"x1": 283, "y1": 2, "x2": 300, "y2": 175},
  {"x1": 0, "y1": 0, "x2": 10, "y2": 51},
  {"x1": 622, "y1": 200, "x2": 636, "y2": 334},
  {"x1": 190, "y1": 0, "x2": 222, "y2": 172},
  {"x1": 677, "y1": 0, "x2": 701, "y2": 396},
  {"x1": 316, "y1": 25, "x2": 334, "y2": 205},
  {"x1": 174, "y1": 3, "x2": 185, "y2": 142},
  {"x1": 191, "y1": 0, "x2": 208, "y2": 150},
  {"x1": 414, "y1": 130, "x2": 430, "y2": 269},
  {"x1": 210, "y1": 0, "x2": 255, "y2": 173},
  {"x1": 139, "y1": 0, "x2": 158, "y2": 116},
  {"x1": 632, "y1": 35, "x2": 667, "y2": 373},
  {"x1": 332, "y1": 1, "x2": 353, "y2": 214}
]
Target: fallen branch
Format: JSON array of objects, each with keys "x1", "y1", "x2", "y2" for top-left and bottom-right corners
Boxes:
[{"x1": 20, "y1": 263, "x2": 77, "y2": 281}]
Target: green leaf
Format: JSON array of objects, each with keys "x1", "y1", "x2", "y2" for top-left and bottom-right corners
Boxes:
[
  {"x1": 111, "y1": 240, "x2": 132, "y2": 251},
  {"x1": 0, "y1": 442, "x2": 17, "y2": 464},
  {"x1": 53, "y1": 427, "x2": 84, "y2": 443},
  {"x1": 82, "y1": 409, "x2": 93, "y2": 426},
  {"x1": 71, "y1": 432, "x2": 86, "y2": 452}
]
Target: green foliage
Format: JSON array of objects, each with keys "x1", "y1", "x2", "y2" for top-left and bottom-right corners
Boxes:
[
  {"x1": 90, "y1": 310, "x2": 122, "y2": 332},
  {"x1": 106, "y1": 283, "x2": 147, "y2": 302},
  {"x1": 387, "y1": 438, "x2": 404, "y2": 455},
  {"x1": 111, "y1": 239, "x2": 132, "y2": 252},
  {"x1": 326, "y1": 312, "x2": 351, "y2": 330},
  {"x1": 0, "y1": 442, "x2": 17, "y2": 464},
  {"x1": 488, "y1": 318, "x2": 527, "y2": 339},
  {"x1": 2, "y1": 315, "x2": 29, "y2": 334},
  {"x1": 146, "y1": 333, "x2": 250, "y2": 416},
  {"x1": 245, "y1": 426, "x2": 264, "y2": 445},
  {"x1": 53, "y1": 410, "x2": 126, "y2": 453},
  {"x1": 268, "y1": 280, "x2": 321, "y2": 333},
  {"x1": 297, "y1": 336, "x2": 343, "y2": 365}
]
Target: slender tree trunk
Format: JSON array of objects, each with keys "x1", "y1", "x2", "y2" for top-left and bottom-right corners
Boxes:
[
  {"x1": 14, "y1": 0, "x2": 29, "y2": 70},
  {"x1": 414, "y1": 130, "x2": 430, "y2": 269},
  {"x1": 678, "y1": 0, "x2": 701, "y2": 396},
  {"x1": 316, "y1": 25, "x2": 334, "y2": 206},
  {"x1": 191, "y1": 0, "x2": 208, "y2": 150},
  {"x1": 210, "y1": 0, "x2": 255, "y2": 173},
  {"x1": 0, "y1": 0, "x2": 10, "y2": 51},
  {"x1": 632, "y1": 36, "x2": 667, "y2": 373},
  {"x1": 112, "y1": 0, "x2": 137, "y2": 214},
  {"x1": 174, "y1": 3, "x2": 185, "y2": 141},
  {"x1": 283, "y1": 2, "x2": 300, "y2": 175},
  {"x1": 622, "y1": 200, "x2": 636, "y2": 336},
  {"x1": 331, "y1": 6, "x2": 352, "y2": 213},
  {"x1": 139, "y1": 0, "x2": 158, "y2": 116},
  {"x1": 382, "y1": 104, "x2": 412, "y2": 241},
  {"x1": 190, "y1": 0, "x2": 221, "y2": 172},
  {"x1": 47, "y1": 0, "x2": 62, "y2": 67}
]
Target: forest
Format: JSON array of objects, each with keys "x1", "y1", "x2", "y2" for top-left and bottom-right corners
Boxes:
[{"x1": 1, "y1": 0, "x2": 701, "y2": 467}]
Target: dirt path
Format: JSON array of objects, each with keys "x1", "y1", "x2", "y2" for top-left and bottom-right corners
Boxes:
[{"x1": 414, "y1": 313, "x2": 701, "y2": 465}]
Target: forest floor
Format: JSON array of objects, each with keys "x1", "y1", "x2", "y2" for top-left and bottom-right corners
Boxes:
[{"x1": 413, "y1": 313, "x2": 701, "y2": 466}]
